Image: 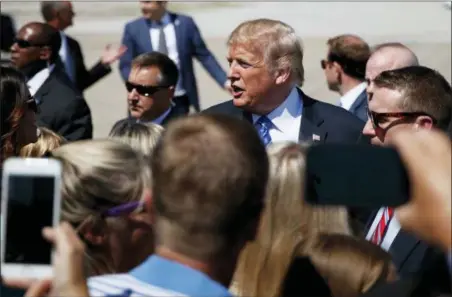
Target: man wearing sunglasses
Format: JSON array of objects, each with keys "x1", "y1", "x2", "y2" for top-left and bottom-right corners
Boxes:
[
  {"x1": 362, "y1": 65, "x2": 452, "y2": 295},
  {"x1": 112, "y1": 52, "x2": 184, "y2": 128},
  {"x1": 10, "y1": 22, "x2": 93, "y2": 141}
]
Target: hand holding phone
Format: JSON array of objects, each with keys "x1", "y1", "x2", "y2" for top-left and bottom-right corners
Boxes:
[{"x1": 1, "y1": 158, "x2": 62, "y2": 279}]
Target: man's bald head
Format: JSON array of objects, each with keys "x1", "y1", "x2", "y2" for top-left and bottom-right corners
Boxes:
[
  {"x1": 10, "y1": 22, "x2": 61, "y2": 68},
  {"x1": 366, "y1": 42, "x2": 419, "y2": 82}
]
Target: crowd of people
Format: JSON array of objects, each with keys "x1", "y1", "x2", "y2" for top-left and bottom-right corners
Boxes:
[{"x1": 1, "y1": 1, "x2": 451, "y2": 297}]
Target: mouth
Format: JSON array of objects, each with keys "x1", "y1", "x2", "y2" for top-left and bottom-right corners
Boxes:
[{"x1": 231, "y1": 85, "x2": 245, "y2": 99}]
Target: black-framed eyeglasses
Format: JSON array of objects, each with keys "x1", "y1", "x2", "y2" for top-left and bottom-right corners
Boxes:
[
  {"x1": 14, "y1": 38, "x2": 48, "y2": 49},
  {"x1": 125, "y1": 81, "x2": 170, "y2": 97},
  {"x1": 368, "y1": 110, "x2": 437, "y2": 129}
]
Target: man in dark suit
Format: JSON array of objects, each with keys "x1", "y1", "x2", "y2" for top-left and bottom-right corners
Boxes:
[
  {"x1": 10, "y1": 22, "x2": 92, "y2": 141},
  {"x1": 119, "y1": 1, "x2": 230, "y2": 114},
  {"x1": 362, "y1": 66, "x2": 452, "y2": 295},
  {"x1": 204, "y1": 19, "x2": 365, "y2": 145},
  {"x1": 112, "y1": 52, "x2": 185, "y2": 129},
  {"x1": 321, "y1": 34, "x2": 370, "y2": 122},
  {"x1": 40, "y1": 1, "x2": 126, "y2": 93}
]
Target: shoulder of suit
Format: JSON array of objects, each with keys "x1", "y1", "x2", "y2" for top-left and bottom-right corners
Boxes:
[
  {"x1": 312, "y1": 98, "x2": 365, "y2": 126},
  {"x1": 203, "y1": 100, "x2": 236, "y2": 114}
]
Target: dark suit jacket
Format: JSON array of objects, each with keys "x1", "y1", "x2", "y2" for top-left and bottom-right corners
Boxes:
[
  {"x1": 203, "y1": 89, "x2": 365, "y2": 144},
  {"x1": 34, "y1": 67, "x2": 93, "y2": 141},
  {"x1": 119, "y1": 12, "x2": 227, "y2": 111},
  {"x1": 1, "y1": 14, "x2": 15, "y2": 52},
  {"x1": 112, "y1": 106, "x2": 185, "y2": 130},
  {"x1": 364, "y1": 212, "x2": 451, "y2": 295},
  {"x1": 63, "y1": 35, "x2": 112, "y2": 92},
  {"x1": 349, "y1": 89, "x2": 368, "y2": 122}
]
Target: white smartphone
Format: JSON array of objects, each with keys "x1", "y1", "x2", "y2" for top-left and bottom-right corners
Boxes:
[{"x1": 1, "y1": 157, "x2": 62, "y2": 279}]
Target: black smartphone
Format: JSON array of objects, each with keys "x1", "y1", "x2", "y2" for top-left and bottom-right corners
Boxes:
[{"x1": 304, "y1": 144, "x2": 410, "y2": 208}]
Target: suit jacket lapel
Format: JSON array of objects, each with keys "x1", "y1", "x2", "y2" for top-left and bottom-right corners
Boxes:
[
  {"x1": 33, "y1": 73, "x2": 53, "y2": 106},
  {"x1": 389, "y1": 230, "x2": 422, "y2": 271},
  {"x1": 298, "y1": 89, "x2": 326, "y2": 143},
  {"x1": 140, "y1": 18, "x2": 153, "y2": 52},
  {"x1": 349, "y1": 89, "x2": 367, "y2": 113}
]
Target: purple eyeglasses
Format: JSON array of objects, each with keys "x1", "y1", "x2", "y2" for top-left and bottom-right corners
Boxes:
[{"x1": 102, "y1": 201, "x2": 144, "y2": 218}]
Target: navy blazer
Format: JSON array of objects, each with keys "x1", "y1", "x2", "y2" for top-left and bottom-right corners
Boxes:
[
  {"x1": 119, "y1": 13, "x2": 227, "y2": 111},
  {"x1": 203, "y1": 88, "x2": 366, "y2": 144},
  {"x1": 349, "y1": 89, "x2": 368, "y2": 122}
]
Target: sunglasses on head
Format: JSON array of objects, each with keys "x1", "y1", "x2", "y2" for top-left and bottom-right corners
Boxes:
[
  {"x1": 367, "y1": 110, "x2": 437, "y2": 129},
  {"x1": 125, "y1": 81, "x2": 169, "y2": 97},
  {"x1": 14, "y1": 38, "x2": 48, "y2": 49}
]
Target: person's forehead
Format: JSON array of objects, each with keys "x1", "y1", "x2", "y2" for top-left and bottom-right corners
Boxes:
[
  {"x1": 368, "y1": 87, "x2": 403, "y2": 112},
  {"x1": 129, "y1": 66, "x2": 161, "y2": 85},
  {"x1": 227, "y1": 43, "x2": 263, "y2": 63}
]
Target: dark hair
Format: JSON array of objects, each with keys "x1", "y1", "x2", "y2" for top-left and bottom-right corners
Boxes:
[
  {"x1": 373, "y1": 66, "x2": 452, "y2": 131},
  {"x1": 0, "y1": 65, "x2": 30, "y2": 165},
  {"x1": 40, "y1": 1, "x2": 67, "y2": 22},
  {"x1": 131, "y1": 52, "x2": 179, "y2": 87},
  {"x1": 327, "y1": 34, "x2": 370, "y2": 80}
]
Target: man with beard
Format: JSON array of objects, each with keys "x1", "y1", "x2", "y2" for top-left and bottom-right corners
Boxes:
[{"x1": 10, "y1": 22, "x2": 92, "y2": 141}]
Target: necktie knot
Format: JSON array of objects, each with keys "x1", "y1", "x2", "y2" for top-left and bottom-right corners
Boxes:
[{"x1": 255, "y1": 116, "x2": 272, "y2": 147}]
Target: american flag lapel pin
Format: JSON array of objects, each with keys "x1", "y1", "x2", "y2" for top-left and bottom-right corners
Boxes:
[{"x1": 312, "y1": 134, "x2": 320, "y2": 141}]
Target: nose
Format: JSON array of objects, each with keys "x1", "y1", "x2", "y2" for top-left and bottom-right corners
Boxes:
[
  {"x1": 10, "y1": 41, "x2": 18, "y2": 52},
  {"x1": 128, "y1": 89, "x2": 139, "y2": 101},
  {"x1": 362, "y1": 118, "x2": 376, "y2": 137}
]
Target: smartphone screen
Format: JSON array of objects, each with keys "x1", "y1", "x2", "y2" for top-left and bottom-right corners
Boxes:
[{"x1": 4, "y1": 175, "x2": 55, "y2": 265}]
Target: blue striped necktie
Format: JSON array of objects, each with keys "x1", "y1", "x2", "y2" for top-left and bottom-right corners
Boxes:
[{"x1": 255, "y1": 116, "x2": 272, "y2": 146}]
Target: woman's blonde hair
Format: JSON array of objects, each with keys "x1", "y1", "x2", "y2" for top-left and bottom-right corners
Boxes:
[
  {"x1": 51, "y1": 139, "x2": 152, "y2": 275},
  {"x1": 308, "y1": 233, "x2": 397, "y2": 297},
  {"x1": 19, "y1": 127, "x2": 66, "y2": 157},
  {"x1": 108, "y1": 121, "x2": 163, "y2": 159},
  {"x1": 232, "y1": 142, "x2": 352, "y2": 297}
]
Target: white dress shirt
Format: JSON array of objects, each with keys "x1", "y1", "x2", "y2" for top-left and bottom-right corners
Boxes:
[
  {"x1": 339, "y1": 82, "x2": 366, "y2": 111},
  {"x1": 252, "y1": 87, "x2": 303, "y2": 143},
  {"x1": 366, "y1": 207, "x2": 402, "y2": 251},
  {"x1": 149, "y1": 13, "x2": 185, "y2": 97},
  {"x1": 27, "y1": 64, "x2": 55, "y2": 100},
  {"x1": 59, "y1": 31, "x2": 75, "y2": 82}
]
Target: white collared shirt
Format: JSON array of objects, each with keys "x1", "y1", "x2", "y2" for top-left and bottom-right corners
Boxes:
[
  {"x1": 339, "y1": 82, "x2": 367, "y2": 111},
  {"x1": 27, "y1": 64, "x2": 55, "y2": 97},
  {"x1": 366, "y1": 207, "x2": 402, "y2": 251},
  {"x1": 252, "y1": 87, "x2": 303, "y2": 143},
  {"x1": 58, "y1": 31, "x2": 75, "y2": 82},
  {"x1": 149, "y1": 13, "x2": 185, "y2": 97}
]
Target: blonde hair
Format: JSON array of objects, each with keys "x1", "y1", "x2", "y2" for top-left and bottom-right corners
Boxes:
[
  {"x1": 232, "y1": 142, "x2": 351, "y2": 297},
  {"x1": 19, "y1": 127, "x2": 65, "y2": 157},
  {"x1": 109, "y1": 121, "x2": 163, "y2": 160},
  {"x1": 51, "y1": 139, "x2": 152, "y2": 275},
  {"x1": 228, "y1": 18, "x2": 305, "y2": 86},
  {"x1": 308, "y1": 233, "x2": 397, "y2": 297}
]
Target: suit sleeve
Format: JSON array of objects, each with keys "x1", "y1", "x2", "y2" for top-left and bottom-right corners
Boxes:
[
  {"x1": 119, "y1": 24, "x2": 136, "y2": 82},
  {"x1": 53, "y1": 96, "x2": 93, "y2": 141},
  {"x1": 190, "y1": 18, "x2": 227, "y2": 87},
  {"x1": 73, "y1": 40, "x2": 112, "y2": 92}
]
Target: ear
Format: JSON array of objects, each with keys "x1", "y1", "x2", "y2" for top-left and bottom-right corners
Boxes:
[
  {"x1": 275, "y1": 68, "x2": 291, "y2": 85},
  {"x1": 332, "y1": 61, "x2": 343, "y2": 77},
  {"x1": 141, "y1": 189, "x2": 155, "y2": 225},
  {"x1": 414, "y1": 116, "x2": 434, "y2": 130},
  {"x1": 39, "y1": 46, "x2": 51, "y2": 61},
  {"x1": 78, "y1": 217, "x2": 108, "y2": 246},
  {"x1": 167, "y1": 86, "x2": 175, "y2": 99}
]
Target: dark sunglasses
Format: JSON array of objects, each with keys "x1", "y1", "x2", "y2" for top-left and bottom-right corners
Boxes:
[
  {"x1": 368, "y1": 110, "x2": 437, "y2": 129},
  {"x1": 320, "y1": 59, "x2": 328, "y2": 69},
  {"x1": 14, "y1": 38, "x2": 48, "y2": 49},
  {"x1": 125, "y1": 81, "x2": 169, "y2": 97}
]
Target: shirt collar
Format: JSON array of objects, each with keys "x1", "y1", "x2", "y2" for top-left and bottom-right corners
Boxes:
[
  {"x1": 130, "y1": 255, "x2": 232, "y2": 297},
  {"x1": 27, "y1": 64, "x2": 55, "y2": 97},
  {"x1": 339, "y1": 82, "x2": 367, "y2": 110},
  {"x1": 252, "y1": 87, "x2": 303, "y2": 132}
]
